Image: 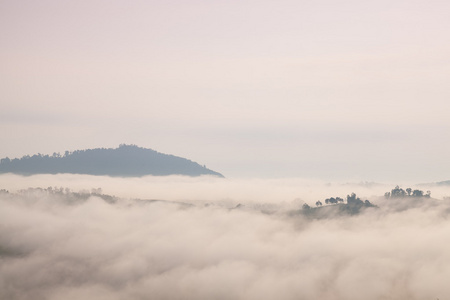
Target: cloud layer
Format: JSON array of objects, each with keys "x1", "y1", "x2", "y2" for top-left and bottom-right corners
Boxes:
[{"x1": 1, "y1": 175, "x2": 450, "y2": 299}]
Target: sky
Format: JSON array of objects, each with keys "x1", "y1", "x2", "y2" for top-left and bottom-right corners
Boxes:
[{"x1": 1, "y1": 0, "x2": 450, "y2": 181}]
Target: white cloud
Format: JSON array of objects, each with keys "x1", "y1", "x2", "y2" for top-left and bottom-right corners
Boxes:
[{"x1": 1, "y1": 176, "x2": 450, "y2": 299}]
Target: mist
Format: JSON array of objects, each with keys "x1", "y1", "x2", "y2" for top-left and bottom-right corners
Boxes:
[{"x1": 1, "y1": 175, "x2": 450, "y2": 299}]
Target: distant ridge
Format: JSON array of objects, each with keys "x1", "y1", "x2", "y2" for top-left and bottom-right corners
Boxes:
[
  {"x1": 0, "y1": 144, "x2": 224, "y2": 177},
  {"x1": 417, "y1": 180, "x2": 450, "y2": 187},
  {"x1": 436, "y1": 180, "x2": 450, "y2": 186}
]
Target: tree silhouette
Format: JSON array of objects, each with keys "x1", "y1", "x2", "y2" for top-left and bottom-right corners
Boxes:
[
  {"x1": 384, "y1": 186, "x2": 430, "y2": 199},
  {"x1": 406, "y1": 188, "x2": 412, "y2": 196},
  {"x1": 391, "y1": 186, "x2": 406, "y2": 198},
  {"x1": 412, "y1": 189, "x2": 423, "y2": 197}
]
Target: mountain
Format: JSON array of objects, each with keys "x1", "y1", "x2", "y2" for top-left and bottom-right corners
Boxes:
[
  {"x1": 417, "y1": 180, "x2": 450, "y2": 187},
  {"x1": 436, "y1": 180, "x2": 450, "y2": 186},
  {"x1": 0, "y1": 144, "x2": 224, "y2": 177}
]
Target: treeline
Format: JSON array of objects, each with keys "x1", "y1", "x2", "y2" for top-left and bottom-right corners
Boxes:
[
  {"x1": 302, "y1": 185, "x2": 434, "y2": 217},
  {"x1": 384, "y1": 186, "x2": 430, "y2": 199},
  {"x1": 0, "y1": 187, "x2": 118, "y2": 204},
  {"x1": 0, "y1": 144, "x2": 224, "y2": 177},
  {"x1": 303, "y1": 193, "x2": 375, "y2": 210},
  {"x1": 301, "y1": 192, "x2": 376, "y2": 217}
]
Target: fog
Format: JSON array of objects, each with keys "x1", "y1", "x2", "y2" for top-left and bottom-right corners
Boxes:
[{"x1": 1, "y1": 174, "x2": 450, "y2": 299}]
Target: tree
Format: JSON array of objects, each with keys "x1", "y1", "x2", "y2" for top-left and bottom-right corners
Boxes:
[
  {"x1": 406, "y1": 188, "x2": 412, "y2": 196},
  {"x1": 325, "y1": 197, "x2": 339, "y2": 204},
  {"x1": 391, "y1": 186, "x2": 406, "y2": 198},
  {"x1": 0, "y1": 157, "x2": 10, "y2": 164},
  {"x1": 302, "y1": 203, "x2": 311, "y2": 210},
  {"x1": 412, "y1": 189, "x2": 424, "y2": 197},
  {"x1": 347, "y1": 193, "x2": 364, "y2": 205},
  {"x1": 315, "y1": 200, "x2": 322, "y2": 207},
  {"x1": 347, "y1": 193, "x2": 356, "y2": 203}
]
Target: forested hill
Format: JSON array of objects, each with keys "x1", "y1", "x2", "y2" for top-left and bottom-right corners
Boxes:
[{"x1": 0, "y1": 145, "x2": 224, "y2": 177}]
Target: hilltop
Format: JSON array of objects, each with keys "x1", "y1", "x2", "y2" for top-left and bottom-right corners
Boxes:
[{"x1": 0, "y1": 144, "x2": 224, "y2": 177}]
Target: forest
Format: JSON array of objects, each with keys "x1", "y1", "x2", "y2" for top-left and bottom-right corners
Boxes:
[{"x1": 0, "y1": 144, "x2": 224, "y2": 177}]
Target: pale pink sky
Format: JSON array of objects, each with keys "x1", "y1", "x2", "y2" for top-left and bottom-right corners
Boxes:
[{"x1": 1, "y1": 0, "x2": 449, "y2": 180}]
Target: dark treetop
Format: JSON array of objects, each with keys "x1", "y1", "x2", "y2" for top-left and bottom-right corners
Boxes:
[{"x1": 0, "y1": 144, "x2": 224, "y2": 177}]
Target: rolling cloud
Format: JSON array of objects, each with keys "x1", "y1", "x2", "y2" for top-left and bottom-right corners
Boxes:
[{"x1": 1, "y1": 175, "x2": 450, "y2": 299}]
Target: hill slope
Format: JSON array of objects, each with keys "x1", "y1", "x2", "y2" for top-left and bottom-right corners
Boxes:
[{"x1": 0, "y1": 144, "x2": 224, "y2": 177}]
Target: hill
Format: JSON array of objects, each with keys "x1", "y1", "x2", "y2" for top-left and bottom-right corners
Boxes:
[
  {"x1": 418, "y1": 180, "x2": 450, "y2": 187},
  {"x1": 0, "y1": 144, "x2": 224, "y2": 177},
  {"x1": 294, "y1": 193, "x2": 377, "y2": 219}
]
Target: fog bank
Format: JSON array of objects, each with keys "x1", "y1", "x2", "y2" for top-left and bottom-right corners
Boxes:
[
  {"x1": 4, "y1": 173, "x2": 449, "y2": 204},
  {"x1": 1, "y1": 178, "x2": 450, "y2": 299}
]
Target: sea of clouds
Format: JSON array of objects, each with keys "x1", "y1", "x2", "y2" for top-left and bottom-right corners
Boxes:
[{"x1": 1, "y1": 174, "x2": 450, "y2": 300}]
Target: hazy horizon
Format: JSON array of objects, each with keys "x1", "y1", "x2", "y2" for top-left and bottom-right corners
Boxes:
[
  {"x1": 1, "y1": 173, "x2": 449, "y2": 205},
  {"x1": 0, "y1": 143, "x2": 448, "y2": 182}
]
